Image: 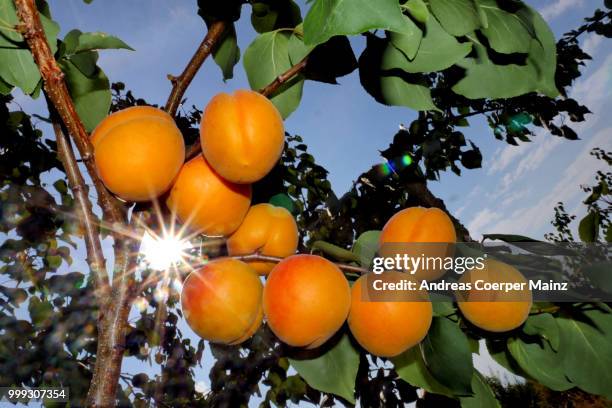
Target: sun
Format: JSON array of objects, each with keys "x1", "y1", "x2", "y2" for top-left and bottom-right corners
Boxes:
[{"x1": 139, "y1": 230, "x2": 191, "y2": 271}]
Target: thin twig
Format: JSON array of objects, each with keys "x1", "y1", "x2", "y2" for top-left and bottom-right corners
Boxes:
[
  {"x1": 260, "y1": 56, "x2": 308, "y2": 97},
  {"x1": 184, "y1": 55, "x2": 309, "y2": 161},
  {"x1": 165, "y1": 21, "x2": 227, "y2": 117},
  {"x1": 51, "y1": 109, "x2": 110, "y2": 293}
]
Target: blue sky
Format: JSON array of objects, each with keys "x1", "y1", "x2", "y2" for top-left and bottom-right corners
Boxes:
[{"x1": 6, "y1": 0, "x2": 611, "y2": 402}]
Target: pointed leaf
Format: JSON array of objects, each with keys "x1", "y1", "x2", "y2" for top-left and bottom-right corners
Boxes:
[
  {"x1": 212, "y1": 24, "x2": 240, "y2": 81},
  {"x1": 429, "y1": 0, "x2": 481, "y2": 37},
  {"x1": 303, "y1": 0, "x2": 411, "y2": 46},
  {"x1": 74, "y1": 32, "x2": 133, "y2": 52},
  {"x1": 421, "y1": 317, "x2": 474, "y2": 395},
  {"x1": 289, "y1": 335, "x2": 359, "y2": 403}
]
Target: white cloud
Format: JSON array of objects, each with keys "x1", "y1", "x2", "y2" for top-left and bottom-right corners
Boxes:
[
  {"x1": 540, "y1": 0, "x2": 585, "y2": 21},
  {"x1": 582, "y1": 33, "x2": 604, "y2": 57},
  {"x1": 487, "y1": 145, "x2": 525, "y2": 175},
  {"x1": 484, "y1": 127, "x2": 611, "y2": 237},
  {"x1": 467, "y1": 208, "x2": 502, "y2": 237}
]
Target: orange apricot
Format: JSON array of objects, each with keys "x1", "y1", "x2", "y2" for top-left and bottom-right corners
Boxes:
[
  {"x1": 200, "y1": 90, "x2": 285, "y2": 184},
  {"x1": 166, "y1": 155, "x2": 251, "y2": 236},
  {"x1": 181, "y1": 259, "x2": 263, "y2": 345},
  {"x1": 263, "y1": 254, "x2": 351, "y2": 348},
  {"x1": 226, "y1": 203, "x2": 298, "y2": 275},
  {"x1": 457, "y1": 259, "x2": 532, "y2": 332},
  {"x1": 348, "y1": 272, "x2": 432, "y2": 357},
  {"x1": 92, "y1": 106, "x2": 185, "y2": 202},
  {"x1": 379, "y1": 207, "x2": 457, "y2": 281}
]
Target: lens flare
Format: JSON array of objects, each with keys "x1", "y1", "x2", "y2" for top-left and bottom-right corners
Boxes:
[
  {"x1": 139, "y1": 230, "x2": 191, "y2": 270},
  {"x1": 401, "y1": 154, "x2": 413, "y2": 167}
]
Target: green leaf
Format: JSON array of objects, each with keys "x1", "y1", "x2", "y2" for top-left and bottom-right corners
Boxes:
[
  {"x1": 287, "y1": 26, "x2": 314, "y2": 65},
  {"x1": 0, "y1": 76, "x2": 12, "y2": 95},
  {"x1": 74, "y1": 31, "x2": 133, "y2": 53},
  {"x1": 476, "y1": 0, "x2": 534, "y2": 54},
  {"x1": 0, "y1": 46, "x2": 40, "y2": 96},
  {"x1": 302, "y1": 35, "x2": 357, "y2": 84},
  {"x1": 303, "y1": 0, "x2": 410, "y2": 46},
  {"x1": 404, "y1": 0, "x2": 429, "y2": 24},
  {"x1": 311, "y1": 240, "x2": 359, "y2": 263},
  {"x1": 0, "y1": 287, "x2": 28, "y2": 306},
  {"x1": 28, "y1": 297, "x2": 53, "y2": 328},
  {"x1": 359, "y1": 35, "x2": 437, "y2": 111},
  {"x1": 45, "y1": 254, "x2": 62, "y2": 269},
  {"x1": 383, "y1": 16, "x2": 472, "y2": 73},
  {"x1": 392, "y1": 346, "x2": 454, "y2": 397},
  {"x1": 522, "y1": 313, "x2": 560, "y2": 350},
  {"x1": 507, "y1": 336, "x2": 573, "y2": 391},
  {"x1": 455, "y1": 4, "x2": 558, "y2": 99},
  {"x1": 578, "y1": 211, "x2": 600, "y2": 242},
  {"x1": 250, "y1": 0, "x2": 302, "y2": 33},
  {"x1": 557, "y1": 310, "x2": 612, "y2": 398},
  {"x1": 62, "y1": 29, "x2": 82, "y2": 55},
  {"x1": 212, "y1": 24, "x2": 240, "y2": 81},
  {"x1": 388, "y1": 15, "x2": 422, "y2": 60},
  {"x1": 60, "y1": 58, "x2": 111, "y2": 132},
  {"x1": 460, "y1": 372, "x2": 501, "y2": 408},
  {"x1": 269, "y1": 193, "x2": 295, "y2": 213},
  {"x1": 68, "y1": 50, "x2": 99, "y2": 77},
  {"x1": 486, "y1": 339, "x2": 527, "y2": 377},
  {"x1": 382, "y1": 74, "x2": 436, "y2": 111},
  {"x1": 519, "y1": 5, "x2": 559, "y2": 97},
  {"x1": 352, "y1": 230, "x2": 380, "y2": 268},
  {"x1": 429, "y1": 0, "x2": 481, "y2": 37},
  {"x1": 0, "y1": 0, "x2": 58, "y2": 93},
  {"x1": 421, "y1": 317, "x2": 473, "y2": 395},
  {"x1": 243, "y1": 30, "x2": 304, "y2": 118},
  {"x1": 289, "y1": 335, "x2": 359, "y2": 403}
]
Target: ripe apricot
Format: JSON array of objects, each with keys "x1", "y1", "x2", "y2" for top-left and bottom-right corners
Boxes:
[
  {"x1": 200, "y1": 90, "x2": 285, "y2": 184},
  {"x1": 263, "y1": 254, "x2": 351, "y2": 348},
  {"x1": 457, "y1": 259, "x2": 532, "y2": 332},
  {"x1": 166, "y1": 155, "x2": 251, "y2": 236},
  {"x1": 181, "y1": 259, "x2": 263, "y2": 345},
  {"x1": 227, "y1": 203, "x2": 298, "y2": 275},
  {"x1": 92, "y1": 106, "x2": 185, "y2": 202},
  {"x1": 379, "y1": 207, "x2": 457, "y2": 281},
  {"x1": 348, "y1": 272, "x2": 432, "y2": 357}
]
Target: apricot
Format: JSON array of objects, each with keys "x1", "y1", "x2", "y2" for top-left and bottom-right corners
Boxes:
[
  {"x1": 227, "y1": 203, "x2": 298, "y2": 275},
  {"x1": 263, "y1": 254, "x2": 351, "y2": 348},
  {"x1": 379, "y1": 207, "x2": 457, "y2": 281},
  {"x1": 348, "y1": 272, "x2": 432, "y2": 357},
  {"x1": 92, "y1": 106, "x2": 185, "y2": 202},
  {"x1": 457, "y1": 259, "x2": 532, "y2": 332},
  {"x1": 166, "y1": 155, "x2": 251, "y2": 236},
  {"x1": 181, "y1": 258, "x2": 263, "y2": 345},
  {"x1": 200, "y1": 90, "x2": 285, "y2": 184}
]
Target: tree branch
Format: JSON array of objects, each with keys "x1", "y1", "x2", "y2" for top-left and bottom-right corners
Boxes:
[
  {"x1": 260, "y1": 56, "x2": 308, "y2": 97},
  {"x1": 165, "y1": 21, "x2": 227, "y2": 117},
  {"x1": 51, "y1": 109, "x2": 110, "y2": 294},
  {"x1": 14, "y1": 0, "x2": 124, "y2": 226},
  {"x1": 184, "y1": 55, "x2": 308, "y2": 161}
]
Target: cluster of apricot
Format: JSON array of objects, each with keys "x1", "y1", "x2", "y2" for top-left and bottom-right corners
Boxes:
[{"x1": 91, "y1": 92, "x2": 532, "y2": 358}]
